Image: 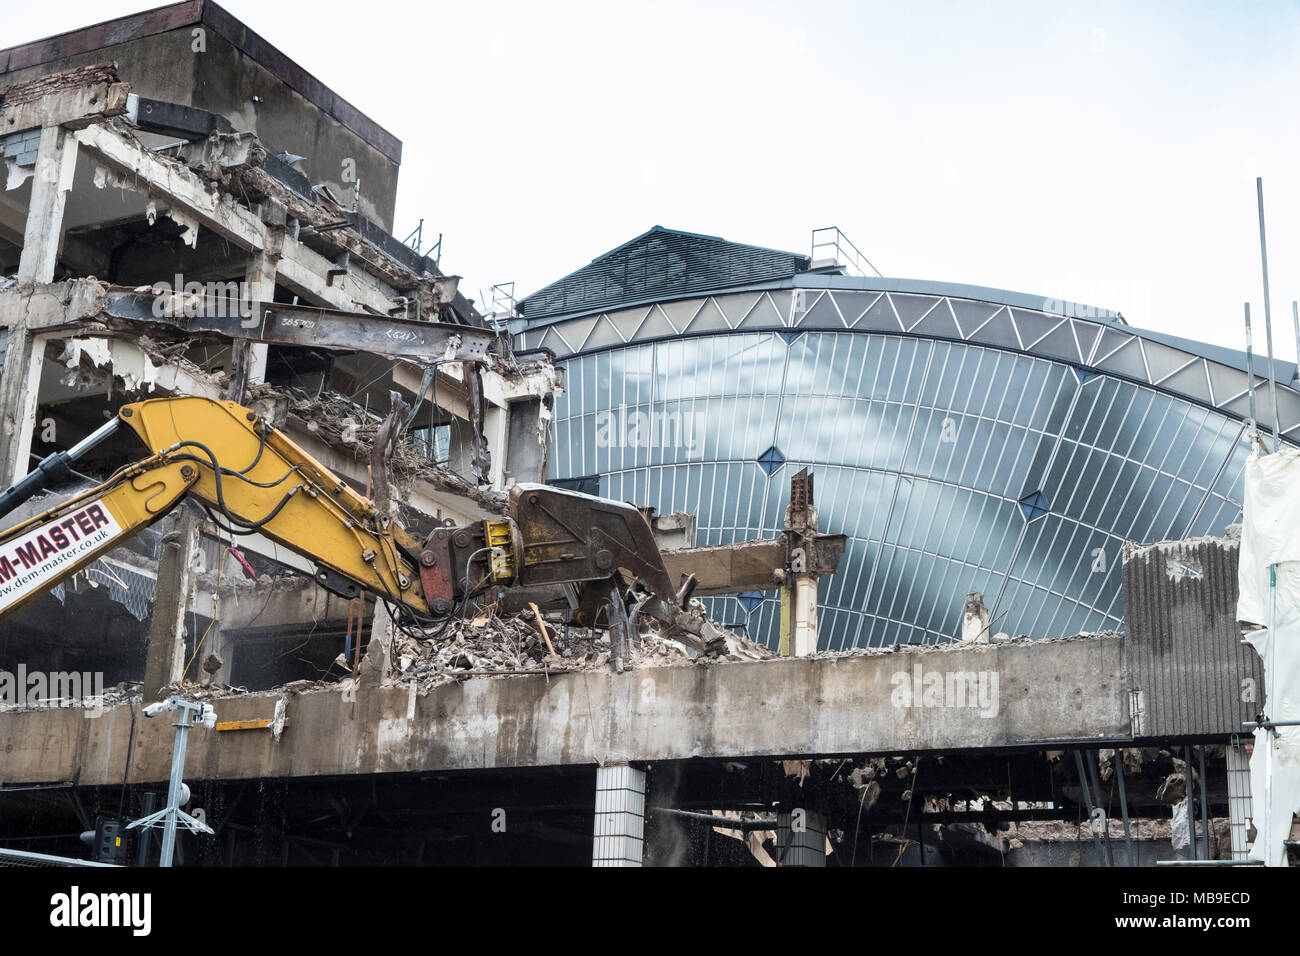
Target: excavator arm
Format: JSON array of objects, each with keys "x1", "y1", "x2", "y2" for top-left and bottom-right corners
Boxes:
[
  {"x1": 0, "y1": 396, "x2": 717, "y2": 656},
  {"x1": 0, "y1": 396, "x2": 427, "y2": 622},
  {"x1": 0, "y1": 456, "x2": 197, "y2": 619}
]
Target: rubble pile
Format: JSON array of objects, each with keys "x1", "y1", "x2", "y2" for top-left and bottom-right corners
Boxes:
[
  {"x1": 388, "y1": 610, "x2": 699, "y2": 689},
  {"x1": 284, "y1": 389, "x2": 433, "y2": 481},
  {"x1": 279, "y1": 387, "x2": 507, "y2": 511}
]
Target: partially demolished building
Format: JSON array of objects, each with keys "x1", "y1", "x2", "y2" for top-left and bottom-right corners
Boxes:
[
  {"x1": 0, "y1": 2, "x2": 1295, "y2": 870},
  {"x1": 0, "y1": 7, "x2": 561, "y2": 688}
]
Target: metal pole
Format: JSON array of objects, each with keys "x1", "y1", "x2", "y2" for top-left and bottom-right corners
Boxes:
[
  {"x1": 1245, "y1": 304, "x2": 1259, "y2": 441},
  {"x1": 1114, "y1": 750, "x2": 1134, "y2": 865},
  {"x1": 1292, "y1": 302, "x2": 1299, "y2": 388},
  {"x1": 1256, "y1": 178, "x2": 1281, "y2": 443},
  {"x1": 1087, "y1": 749, "x2": 1115, "y2": 866},
  {"x1": 125, "y1": 698, "x2": 213, "y2": 861},
  {"x1": 135, "y1": 792, "x2": 156, "y2": 867},
  {"x1": 65, "y1": 416, "x2": 122, "y2": 460},
  {"x1": 1073, "y1": 750, "x2": 1110, "y2": 866},
  {"x1": 1198, "y1": 745, "x2": 1211, "y2": 859},
  {"x1": 159, "y1": 705, "x2": 193, "y2": 868},
  {"x1": 1184, "y1": 746, "x2": 1197, "y2": 860},
  {"x1": 0, "y1": 417, "x2": 120, "y2": 520}
]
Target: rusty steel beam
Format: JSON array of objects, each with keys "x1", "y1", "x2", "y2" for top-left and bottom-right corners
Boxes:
[
  {"x1": 662, "y1": 534, "x2": 846, "y2": 597},
  {"x1": 101, "y1": 292, "x2": 494, "y2": 364}
]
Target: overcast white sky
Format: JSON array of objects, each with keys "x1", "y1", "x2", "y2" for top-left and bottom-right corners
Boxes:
[{"x1": 7, "y1": 1, "x2": 1300, "y2": 356}]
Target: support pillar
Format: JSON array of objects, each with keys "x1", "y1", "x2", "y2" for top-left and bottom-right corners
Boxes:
[
  {"x1": 0, "y1": 329, "x2": 48, "y2": 485},
  {"x1": 775, "y1": 809, "x2": 827, "y2": 867},
  {"x1": 790, "y1": 575, "x2": 818, "y2": 656},
  {"x1": 483, "y1": 404, "x2": 509, "y2": 488},
  {"x1": 593, "y1": 764, "x2": 645, "y2": 867},
  {"x1": 17, "y1": 125, "x2": 79, "y2": 283},
  {"x1": 780, "y1": 468, "x2": 821, "y2": 656},
  {"x1": 227, "y1": 242, "x2": 280, "y2": 402},
  {"x1": 142, "y1": 509, "x2": 201, "y2": 699}
]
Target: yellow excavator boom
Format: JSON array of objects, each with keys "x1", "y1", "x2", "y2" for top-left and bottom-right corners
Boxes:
[
  {"x1": 0, "y1": 396, "x2": 427, "y2": 623},
  {"x1": 0, "y1": 395, "x2": 714, "y2": 659}
]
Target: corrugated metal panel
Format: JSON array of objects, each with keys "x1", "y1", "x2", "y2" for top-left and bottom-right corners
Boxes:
[{"x1": 1122, "y1": 537, "x2": 1261, "y2": 738}]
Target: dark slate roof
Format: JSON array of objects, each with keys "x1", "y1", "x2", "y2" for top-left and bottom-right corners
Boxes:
[{"x1": 518, "y1": 226, "x2": 810, "y2": 321}]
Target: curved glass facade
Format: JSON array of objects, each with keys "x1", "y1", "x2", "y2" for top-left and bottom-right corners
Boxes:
[{"x1": 517, "y1": 240, "x2": 1300, "y2": 650}]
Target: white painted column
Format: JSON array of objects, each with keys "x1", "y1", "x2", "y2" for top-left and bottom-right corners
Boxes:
[
  {"x1": 17, "y1": 125, "x2": 79, "y2": 283},
  {"x1": 227, "y1": 246, "x2": 278, "y2": 400},
  {"x1": 483, "y1": 404, "x2": 509, "y2": 489},
  {"x1": 243, "y1": 247, "x2": 278, "y2": 386},
  {"x1": 792, "y1": 575, "x2": 819, "y2": 656},
  {"x1": 0, "y1": 330, "x2": 50, "y2": 485},
  {"x1": 775, "y1": 809, "x2": 827, "y2": 867},
  {"x1": 593, "y1": 764, "x2": 645, "y2": 867}
]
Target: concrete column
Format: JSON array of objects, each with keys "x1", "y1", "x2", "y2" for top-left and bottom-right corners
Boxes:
[
  {"x1": 962, "y1": 592, "x2": 991, "y2": 643},
  {"x1": 792, "y1": 575, "x2": 818, "y2": 656},
  {"x1": 775, "y1": 809, "x2": 827, "y2": 867},
  {"x1": 142, "y1": 510, "x2": 201, "y2": 699},
  {"x1": 483, "y1": 404, "x2": 509, "y2": 489},
  {"x1": 780, "y1": 468, "x2": 820, "y2": 656},
  {"x1": 227, "y1": 246, "x2": 278, "y2": 401},
  {"x1": 17, "y1": 125, "x2": 79, "y2": 284},
  {"x1": 0, "y1": 329, "x2": 47, "y2": 485},
  {"x1": 359, "y1": 599, "x2": 392, "y2": 687},
  {"x1": 205, "y1": 624, "x2": 236, "y2": 686},
  {"x1": 779, "y1": 576, "x2": 819, "y2": 656},
  {"x1": 1227, "y1": 740, "x2": 1253, "y2": 860},
  {"x1": 593, "y1": 764, "x2": 645, "y2": 867}
]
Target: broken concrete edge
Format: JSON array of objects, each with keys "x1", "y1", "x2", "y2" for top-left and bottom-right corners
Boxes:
[
  {"x1": 0, "y1": 282, "x2": 544, "y2": 511},
  {"x1": 32, "y1": 332, "x2": 501, "y2": 517},
  {"x1": 95, "y1": 114, "x2": 450, "y2": 312},
  {"x1": 0, "y1": 277, "x2": 549, "y2": 397},
  {"x1": 0, "y1": 628, "x2": 1126, "y2": 714},
  {"x1": 3, "y1": 69, "x2": 445, "y2": 317},
  {"x1": 1122, "y1": 533, "x2": 1240, "y2": 563},
  {"x1": 1, "y1": 57, "x2": 447, "y2": 310},
  {"x1": 0, "y1": 4, "x2": 404, "y2": 165},
  {"x1": 1, "y1": 72, "x2": 130, "y2": 133},
  {"x1": 0, "y1": 630, "x2": 1130, "y2": 786},
  {"x1": 1, "y1": 63, "x2": 120, "y2": 105}
]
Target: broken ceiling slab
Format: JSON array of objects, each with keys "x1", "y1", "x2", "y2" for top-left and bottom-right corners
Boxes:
[
  {"x1": 57, "y1": 334, "x2": 222, "y2": 396},
  {"x1": 68, "y1": 122, "x2": 397, "y2": 316},
  {"x1": 0, "y1": 63, "x2": 130, "y2": 133}
]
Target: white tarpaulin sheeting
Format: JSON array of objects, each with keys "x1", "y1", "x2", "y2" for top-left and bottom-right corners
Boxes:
[
  {"x1": 1238, "y1": 449, "x2": 1300, "y2": 628},
  {"x1": 1239, "y1": 448, "x2": 1300, "y2": 866}
]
